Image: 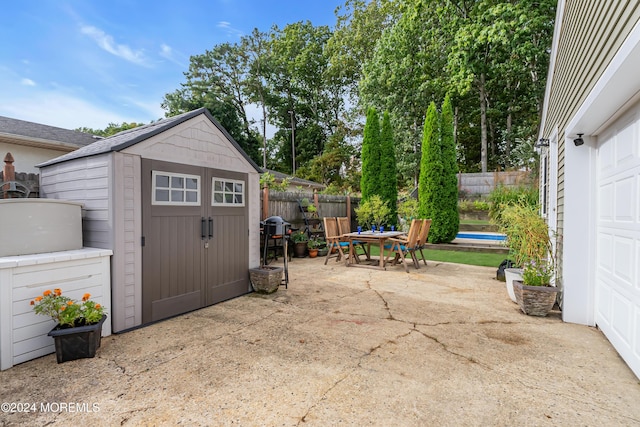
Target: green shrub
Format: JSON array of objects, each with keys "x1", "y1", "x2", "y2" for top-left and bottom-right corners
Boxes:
[
  {"x1": 355, "y1": 195, "x2": 390, "y2": 228},
  {"x1": 499, "y1": 202, "x2": 552, "y2": 268},
  {"x1": 488, "y1": 185, "x2": 539, "y2": 226}
]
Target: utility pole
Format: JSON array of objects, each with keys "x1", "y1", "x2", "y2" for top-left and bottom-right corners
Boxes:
[
  {"x1": 260, "y1": 118, "x2": 267, "y2": 169},
  {"x1": 288, "y1": 110, "x2": 296, "y2": 174}
]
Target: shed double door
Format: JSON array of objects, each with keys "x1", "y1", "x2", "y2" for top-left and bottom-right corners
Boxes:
[{"x1": 141, "y1": 159, "x2": 249, "y2": 324}]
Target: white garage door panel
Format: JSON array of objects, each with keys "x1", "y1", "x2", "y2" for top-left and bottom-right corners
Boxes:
[{"x1": 596, "y1": 106, "x2": 640, "y2": 378}]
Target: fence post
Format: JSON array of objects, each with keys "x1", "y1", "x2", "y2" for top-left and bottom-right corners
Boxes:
[
  {"x1": 262, "y1": 187, "x2": 269, "y2": 220},
  {"x1": 346, "y1": 195, "x2": 351, "y2": 224}
]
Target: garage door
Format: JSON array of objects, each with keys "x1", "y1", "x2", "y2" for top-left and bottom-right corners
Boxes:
[{"x1": 596, "y1": 105, "x2": 640, "y2": 376}]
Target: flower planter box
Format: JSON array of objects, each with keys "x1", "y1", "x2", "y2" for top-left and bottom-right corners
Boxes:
[
  {"x1": 513, "y1": 280, "x2": 558, "y2": 317},
  {"x1": 48, "y1": 315, "x2": 107, "y2": 363},
  {"x1": 249, "y1": 266, "x2": 283, "y2": 294}
]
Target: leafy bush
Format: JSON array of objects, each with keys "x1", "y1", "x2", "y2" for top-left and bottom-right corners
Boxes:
[
  {"x1": 488, "y1": 185, "x2": 539, "y2": 226},
  {"x1": 355, "y1": 195, "x2": 390, "y2": 228},
  {"x1": 499, "y1": 202, "x2": 551, "y2": 268}
]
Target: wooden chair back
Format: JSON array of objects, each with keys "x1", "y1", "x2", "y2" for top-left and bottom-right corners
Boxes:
[
  {"x1": 417, "y1": 219, "x2": 432, "y2": 246},
  {"x1": 406, "y1": 219, "x2": 421, "y2": 247},
  {"x1": 323, "y1": 217, "x2": 339, "y2": 239},
  {"x1": 336, "y1": 217, "x2": 351, "y2": 236}
]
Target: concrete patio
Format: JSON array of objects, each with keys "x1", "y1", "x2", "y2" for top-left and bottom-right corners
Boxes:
[{"x1": 1, "y1": 257, "x2": 639, "y2": 426}]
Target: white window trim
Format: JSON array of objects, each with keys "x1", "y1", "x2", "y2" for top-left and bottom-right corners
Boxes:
[
  {"x1": 211, "y1": 177, "x2": 245, "y2": 207},
  {"x1": 152, "y1": 170, "x2": 201, "y2": 206}
]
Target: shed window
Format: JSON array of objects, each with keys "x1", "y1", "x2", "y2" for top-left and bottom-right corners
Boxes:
[
  {"x1": 212, "y1": 178, "x2": 244, "y2": 206},
  {"x1": 152, "y1": 171, "x2": 200, "y2": 205}
]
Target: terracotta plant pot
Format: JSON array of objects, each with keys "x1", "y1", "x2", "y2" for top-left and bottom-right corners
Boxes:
[
  {"x1": 513, "y1": 280, "x2": 558, "y2": 316},
  {"x1": 308, "y1": 248, "x2": 318, "y2": 258}
]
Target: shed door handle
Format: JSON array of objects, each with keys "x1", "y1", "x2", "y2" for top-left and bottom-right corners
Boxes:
[
  {"x1": 208, "y1": 217, "x2": 213, "y2": 238},
  {"x1": 201, "y1": 218, "x2": 206, "y2": 239}
]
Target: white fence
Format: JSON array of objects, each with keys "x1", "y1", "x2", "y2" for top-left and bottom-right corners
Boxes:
[{"x1": 0, "y1": 248, "x2": 112, "y2": 370}]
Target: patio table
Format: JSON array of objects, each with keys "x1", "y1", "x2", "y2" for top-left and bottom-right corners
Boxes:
[{"x1": 343, "y1": 230, "x2": 405, "y2": 270}]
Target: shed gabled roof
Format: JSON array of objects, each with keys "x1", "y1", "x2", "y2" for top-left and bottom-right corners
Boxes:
[
  {"x1": 37, "y1": 108, "x2": 261, "y2": 172},
  {"x1": 0, "y1": 115, "x2": 97, "y2": 149}
]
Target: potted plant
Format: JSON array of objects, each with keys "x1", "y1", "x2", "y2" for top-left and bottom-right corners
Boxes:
[
  {"x1": 30, "y1": 289, "x2": 107, "y2": 363},
  {"x1": 307, "y1": 238, "x2": 321, "y2": 258},
  {"x1": 291, "y1": 231, "x2": 309, "y2": 258},
  {"x1": 355, "y1": 195, "x2": 390, "y2": 230},
  {"x1": 249, "y1": 265, "x2": 283, "y2": 294},
  {"x1": 316, "y1": 238, "x2": 328, "y2": 257},
  {"x1": 499, "y1": 202, "x2": 558, "y2": 316}
]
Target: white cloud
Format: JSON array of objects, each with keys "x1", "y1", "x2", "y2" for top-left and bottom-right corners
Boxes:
[
  {"x1": 216, "y1": 21, "x2": 244, "y2": 38},
  {"x1": 158, "y1": 43, "x2": 186, "y2": 68},
  {"x1": 21, "y1": 78, "x2": 36, "y2": 86},
  {"x1": 0, "y1": 91, "x2": 146, "y2": 130},
  {"x1": 80, "y1": 25, "x2": 149, "y2": 66}
]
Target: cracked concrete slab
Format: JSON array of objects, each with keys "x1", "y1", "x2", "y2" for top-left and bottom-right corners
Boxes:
[{"x1": 1, "y1": 258, "x2": 639, "y2": 426}]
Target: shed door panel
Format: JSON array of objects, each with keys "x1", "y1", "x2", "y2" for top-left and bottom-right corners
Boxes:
[
  {"x1": 142, "y1": 159, "x2": 250, "y2": 324},
  {"x1": 205, "y1": 169, "x2": 249, "y2": 305},
  {"x1": 142, "y1": 160, "x2": 205, "y2": 323},
  {"x1": 596, "y1": 106, "x2": 640, "y2": 378}
]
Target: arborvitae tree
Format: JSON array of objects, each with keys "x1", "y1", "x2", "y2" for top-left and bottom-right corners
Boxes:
[
  {"x1": 360, "y1": 107, "x2": 381, "y2": 201},
  {"x1": 439, "y1": 94, "x2": 459, "y2": 242},
  {"x1": 418, "y1": 102, "x2": 443, "y2": 240},
  {"x1": 379, "y1": 111, "x2": 398, "y2": 225}
]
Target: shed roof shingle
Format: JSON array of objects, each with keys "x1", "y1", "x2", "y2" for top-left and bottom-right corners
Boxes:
[{"x1": 37, "y1": 108, "x2": 261, "y2": 172}]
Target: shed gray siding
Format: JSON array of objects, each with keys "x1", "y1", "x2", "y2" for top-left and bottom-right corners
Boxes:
[
  {"x1": 40, "y1": 155, "x2": 113, "y2": 248},
  {"x1": 540, "y1": 0, "x2": 640, "y2": 287}
]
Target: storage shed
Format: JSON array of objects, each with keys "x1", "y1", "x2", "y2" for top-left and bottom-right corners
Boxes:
[{"x1": 38, "y1": 108, "x2": 262, "y2": 332}]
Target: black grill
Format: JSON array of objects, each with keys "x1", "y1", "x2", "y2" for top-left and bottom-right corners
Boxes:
[{"x1": 261, "y1": 216, "x2": 291, "y2": 288}]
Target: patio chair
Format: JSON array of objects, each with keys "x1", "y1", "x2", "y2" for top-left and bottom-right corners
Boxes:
[
  {"x1": 384, "y1": 219, "x2": 421, "y2": 272},
  {"x1": 415, "y1": 219, "x2": 432, "y2": 266},
  {"x1": 336, "y1": 216, "x2": 368, "y2": 261},
  {"x1": 323, "y1": 217, "x2": 350, "y2": 264}
]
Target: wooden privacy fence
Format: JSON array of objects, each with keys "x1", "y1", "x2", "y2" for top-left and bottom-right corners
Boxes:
[{"x1": 261, "y1": 189, "x2": 360, "y2": 232}]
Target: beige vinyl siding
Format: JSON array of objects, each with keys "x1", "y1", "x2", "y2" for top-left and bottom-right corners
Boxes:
[
  {"x1": 542, "y1": 1, "x2": 640, "y2": 290},
  {"x1": 40, "y1": 155, "x2": 112, "y2": 248},
  {"x1": 112, "y1": 152, "x2": 142, "y2": 332}
]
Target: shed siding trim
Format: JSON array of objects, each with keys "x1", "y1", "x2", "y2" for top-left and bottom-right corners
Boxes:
[{"x1": 112, "y1": 152, "x2": 142, "y2": 332}]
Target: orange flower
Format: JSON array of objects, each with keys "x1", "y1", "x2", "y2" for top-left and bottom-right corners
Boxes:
[
  {"x1": 43, "y1": 290, "x2": 52, "y2": 296},
  {"x1": 30, "y1": 300, "x2": 35, "y2": 305},
  {"x1": 54, "y1": 288, "x2": 62, "y2": 296},
  {"x1": 35, "y1": 296, "x2": 43, "y2": 302},
  {"x1": 67, "y1": 301, "x2": 74, "y2": 306},
  {"x1": 95, "y1": 304, "x2": 101, "y2": 309},
  {"x1": 82, "y1": 293, "x2": 91, "y2": 301},
  {"x1": 60, "y1": 306, "x2": 66, "y2": 311}
]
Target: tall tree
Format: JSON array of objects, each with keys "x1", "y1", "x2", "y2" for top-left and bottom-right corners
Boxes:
[
  {"x1": 360, "y1": 107, "x2": 381, "y2": 201},
  {"x1": 438, "y1": 94, "x2": 459, "y2": 242},
  {"x1": 379, "y1": 111, "x2": 398, "y2": 225},
  {"x1": 418, "y1": 102, "x2": 442, "y2": 240}
]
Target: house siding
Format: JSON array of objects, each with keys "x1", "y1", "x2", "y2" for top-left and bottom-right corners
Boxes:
[{"x1": 541, "y1": 1, "x2": 640, "y2": 297}]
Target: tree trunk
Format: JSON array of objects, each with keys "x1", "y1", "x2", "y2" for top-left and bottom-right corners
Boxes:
[
  {"x1": 506, "y1": 108, "x2": 512, "y2": 162},
  {"x1": 479, "y1": 73, "x2": 488, "y2": 173}
]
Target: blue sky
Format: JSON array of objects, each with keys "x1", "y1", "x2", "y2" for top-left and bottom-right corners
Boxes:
[{"x1": 0, "y1": 0, "x2": 341, "y2": 131}]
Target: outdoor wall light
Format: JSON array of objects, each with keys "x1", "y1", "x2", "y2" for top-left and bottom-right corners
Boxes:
[
  {"x1": 535, "y1": 138, "x2": 549, "y2": 148},
  {"x1": 574, "y1": 133, "x2": 584, "y2": 146}
]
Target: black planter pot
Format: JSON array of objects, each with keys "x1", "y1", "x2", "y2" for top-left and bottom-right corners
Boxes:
[
  {"x1": 48, "y1": 315, "x2": 107, "y2": 363},
  {"x1": 293, "y1": 242, "x2": 307, "y2": 258}
]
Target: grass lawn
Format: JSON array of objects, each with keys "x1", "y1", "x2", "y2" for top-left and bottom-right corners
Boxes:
[{"x1": 364, "y1": 246, "x2": 507, "y2": 268}]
